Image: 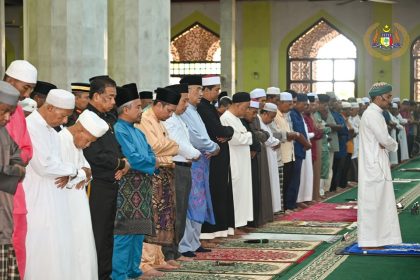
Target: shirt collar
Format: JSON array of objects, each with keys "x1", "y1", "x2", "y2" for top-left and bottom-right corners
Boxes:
[
  {"x1": 118, "y1": 118, "x2": 134, "y2": 127},
  {"x1": 370, "y1": 102, "x2": 383, "y2": 113}
]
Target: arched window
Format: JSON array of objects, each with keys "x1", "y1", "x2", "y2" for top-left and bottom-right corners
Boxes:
[
  {"x1": 287, "y1": 19, "x2": 357, "y2": 99},
  {"x1": 170, "y1": 23, "x2": 221, "y2": 79},
  {"x1": 411, "y1": 37, "x2": 420, "y2": 101}
]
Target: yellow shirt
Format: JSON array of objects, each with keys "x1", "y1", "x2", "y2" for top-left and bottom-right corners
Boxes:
[
  {"x1": 274, "y1": 110, "x2": 295, "y2": 163},
  {"x1": 136, "y1": 108, "x2": 179, "y2": 166}
]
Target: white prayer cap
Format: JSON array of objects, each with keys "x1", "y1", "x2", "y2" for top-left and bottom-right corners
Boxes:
[
  {"x1": 0, "y1": 81, "x2": 20, "y2": 106},
  {"x1": 19, "y1": 98, "x2": 37, "y2": 112},
  {"x1": 263, "y1": 102, "x2": 277, "y2": 112},
  {"x1": 279, "y1": 92, "x2": 293, "y2": 101},
  {"x1": 392, "y1": 97, "x2": 400, "y2": 103},
  {"x1": 202, "y1": 75, "x2": 221, "y2": 86},
  {"x1": 307, "y1": 92, "x2": 318, "y2": 99},
  {"x1": 356, "y1": 98, "x2": 363, "y2": 104},
  {"x1": 250, "y1": 88, "x2": 266, "y2": 99},
  {"x1": 77, "y1": 110, "x2": 109, "y2": 138},
  {"x1": 5, "y1": 60, "x2": 37, "y2": 84},
  {"x1": 250, "y1": 101, "x2": 260, "y2": 109},
  {"x1": 362, "y1": 97, "x2": 370, "y2": 104},
  {"x1": 392, "y1": 103, "x2": 398, "y2": 109},
  {"x1": 266, "y1": 87, "x2": 280, "y2": 95},
  {"x1": 402, "y1": 98, "x2": 409, "y2": 103},
  {"x1": 350, "y1": 102, "x2": 359, "y2": 109},
  {"x1": 341, "y1": 102, "x2": 351, "y2": 109},
  {"x1": 46, "y1": 89, "x2": 75, "y2": 110}
]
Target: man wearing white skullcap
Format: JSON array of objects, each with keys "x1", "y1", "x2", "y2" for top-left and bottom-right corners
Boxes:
[
  {"x1": 18, "y1": 98, "x2": 37, "y2": 117},
  {"x1": 23, "y1": 89, "x2": 80, "y2": 279},
  {"x1": 58, "y1": 110, "x2": 108, "y2": 279},
  {"x1": 4, "y1": 60, "x2": 38, "y2": 277},
  {"x1": 250, "y1": 88, "x2": 267, "y2": 109},
  {"x1": 0, "y1": 81, "x2": 26, "y2": 279}
]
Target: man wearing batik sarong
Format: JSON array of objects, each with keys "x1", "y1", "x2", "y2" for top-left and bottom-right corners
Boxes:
[
  {"x1": 111, "y1": 84, "x2": 157, "y2": 280},
  {"x1": 137, "y1": 87, "x2": 181, "y2": 273}
]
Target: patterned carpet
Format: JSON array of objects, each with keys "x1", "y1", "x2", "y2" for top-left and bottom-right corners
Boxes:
[
  {"x1": 277, "y1": 203, "x2": 357, "y2": 222},
  {"x1": 265, "y1": 220, "x2": 351, "y2": 228},
  {"x1": 172, "y1": 260, "x2": 291, "y2": 276},
  {"x1": 155, "y1": 272, "x2": 273, "y2": 280},
  {"x1": 254, "y1": 224, "x2": 343, "y2": 235},
  {"x1": 217, "y1": 239, "x2": 322, "y2": 250},
  {"x1": 193, "y1": 248, "x2": 314, "y2": 262}
]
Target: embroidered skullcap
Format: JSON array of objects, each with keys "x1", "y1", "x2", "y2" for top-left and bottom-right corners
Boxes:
[{"x1": 368, "y1": 82, "x2": 392, "y2": 98}]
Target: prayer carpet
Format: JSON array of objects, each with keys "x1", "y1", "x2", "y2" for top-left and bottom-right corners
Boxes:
[
  {"x1": 277, "y1": 202, "x2": 357, "y2": 222},
  {"x1": 241, "y1": 233, "x2": 341, "y2": 242},
  {"x1": 173, "y1": 260, "x2": 291, "y2": 276},
  {"x1": 193, "y1": 248, "x2": 314, "y2": 263},
  {"x1": 156, "y1": 272, "x2": 272, "y2": 279},
  {"x1": 217, "y1": 239, "x2": 322, "y2": 250},
  {"x1": 254, "y1": 224, "x2": 343, "y2": 235},
  {"x1": 268, "y1": 220, "x2": 350, "y2": 228},
  {"x1": 337, "y1": 242, "x2": 420, "y2": 257}
]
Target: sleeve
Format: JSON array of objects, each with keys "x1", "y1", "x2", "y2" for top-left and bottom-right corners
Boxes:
[
  {"x1": 397, "y1": 114, "x2": 408, "y2": 125},
  {"x1": 197, "y1": 105, "x2": 234, "y2": 139},
  {"x1": 221, "y1": 116, "x2": 252, "y2": 146},
  {"x1": 180, "y1": 112, "x2": 218, "y2": 153},
  {"x1": 0, "y1": 140, "x2": 23, "y2": 178},
  {"x1": 83, "y1": 134, "x2": 123, "y2": 171},
  {"x1": 265, "y1": 134, "x2": 280, "y2": 147},
  {"x1": 164, "y1": 118, "x2": 201, "y2": 159},
  {"x1": 6, "y1": 107, "x2": 33, "y2": 165},
  {"x1": 269, "y1": 123, "x2": 287, "y2": 142},
  {"x1": 369, "y1": 113, "x2": 398, "y2": 152},
  {"x1": 115, "y1": 126, "x2": 156, "y2": 175}
]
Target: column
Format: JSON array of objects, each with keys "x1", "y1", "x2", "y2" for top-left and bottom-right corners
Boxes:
[
  {"x1": 220, "y1": 0, "x2": 236, "y2": 95},
  {"x1": 24, "y1": 0, "x2": 107, "y2": 89},
  {"x1": 108, "y1": 0, "x2": 170, "y2": 89},
  {"x1": 0, "y1": 0, "x2": 5, "y2": 76}
]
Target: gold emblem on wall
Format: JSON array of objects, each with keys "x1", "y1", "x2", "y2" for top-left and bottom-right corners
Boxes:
[{"x1": 364, "y1": 23, "x2": 410, "y2": 61}]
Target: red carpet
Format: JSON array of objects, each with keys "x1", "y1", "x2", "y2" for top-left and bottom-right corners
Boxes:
[
  {"x1": 277, "y1": 203, "x2": 357, "y2": 222},
  {"x1": 193, "y1": 248, "x2": 314, "y2": 263}
]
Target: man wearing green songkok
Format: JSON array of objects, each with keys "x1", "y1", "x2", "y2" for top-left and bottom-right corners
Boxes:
[{"x1": 357, "y1": 82, "x2": 401, "y2": 250}]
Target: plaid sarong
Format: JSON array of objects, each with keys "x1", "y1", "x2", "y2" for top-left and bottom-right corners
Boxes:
[{"x1": 0, "y1": 244, "x2": 20, "y2": 280}]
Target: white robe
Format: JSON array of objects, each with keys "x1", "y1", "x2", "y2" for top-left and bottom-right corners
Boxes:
[
  {"x1": 389, "y1": 114, "x2": 409, "y2": 164},
  {"x1": 258, "y1": 115, "x2": 281, "y2": 212},
  {"x1": 357, "y1": 103, "x2": 402, "y2": 247},
  {"x1": 23, "y1": 111, "x2": 78, "y2": 280},
  {"x1": 349, "y1": 115, "x2": 360, "y2": 159},
  {"x1": 297, "y1": 121, "x2": 314, "y2": 203},
  {"x1": 221, "y1": 110, "x2": 253, "y2": 227},
  {"x1": 58, "y1": 128, "x2": 98, "y2": 280}
]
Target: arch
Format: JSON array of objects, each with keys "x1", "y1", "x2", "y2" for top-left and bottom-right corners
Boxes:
[
  {"x1": 400, "y1": 23, "x2": 420, "y2": 100},
  {"x1": 279, "y1": 10, "x2": 365, "y2": 97},
  {"x1": 410, "y1": 36, "x2": 420, "y2": 101},
  {"x1": 171, "y1": 11, "x2": 219, "y2": 39}
]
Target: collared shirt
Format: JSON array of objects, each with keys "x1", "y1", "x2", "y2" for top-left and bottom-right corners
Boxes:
[
  {"x1": 114, "y1": 119, "x2": 156, "y2": 175},
  {"x1": 275, "y1": 110, "x2": 295, "y2": 163},
  {"x1": 180, "y1": 104, "x2": 219, "y2": 153},
  {"x1": 136, "y1": 108, "x2": 179, "y2": 165},
  {"x1": 290, "y1": 108, "x2": 309, "y2": 159},
  {"x1": 164, "y1": 113, "x2": 201, "y2": 162}
]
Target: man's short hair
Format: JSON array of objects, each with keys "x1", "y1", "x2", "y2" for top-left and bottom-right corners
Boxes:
[{"x1": 89, "y1": 76, "x2": 116, "y2": 99}]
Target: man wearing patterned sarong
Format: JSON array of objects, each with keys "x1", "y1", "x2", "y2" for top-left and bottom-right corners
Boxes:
[
  {"x1": 137, "y1": 87, "x2": 181, "y2": 274},
  {"x1": 112, "y1": 84, "x2": 157, "y2": 280}
]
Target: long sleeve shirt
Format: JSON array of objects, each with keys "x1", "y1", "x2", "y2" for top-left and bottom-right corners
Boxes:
[
  {"x1": 290, "y1": 108, "x2": 308, "y2": 159},
  {"x1": 136, "y1": 108, "x2": 179, "y2": 165},
  {"x1": 114, "y1": 119, "x2": 156, "y2": 175},
  {"x1": 276, "y1": 110, "x2": 295, "y2": 163},
  {"x1": 83, "y1": 104, "x2": 125, "y2": 182},
  {"x1": 180, "y1": 104, "x2": 219, "y2": 153},
  {"x1": 164, "y1": 113, "x2": 201, "y2": 162},
  {"x1": 0, "y1": 127, "x2": 24, "y2": 194}
]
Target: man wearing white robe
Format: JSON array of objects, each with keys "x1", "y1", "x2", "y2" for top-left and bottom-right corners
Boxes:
[
  {"x1": 258, "y1": 103, "x2": 282, "y2": 212},
  {"x1": 358, "y1": 82, "x2": 401, "y2": 249},
  {"x1": 23, "y1": 89, "x2": 83, "y2": 279},
  {"x1": 58, "y1": 110, "x2": 109, "y2": 280},
  {"x1": 220, "y1": 92, "x2": 253, "y2": 227},
  {"x1": 389, "y1": 103, "x2": 409, "y2": 164}
]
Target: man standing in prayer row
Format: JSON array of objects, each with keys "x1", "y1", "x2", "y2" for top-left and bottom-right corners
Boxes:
[
  {"x1": 241, "y1": 100, "x2": 271, "y2": 227},
  {"x1": 59, "y1": 110, "x2": 109, "y2": 280},
  {"x1": 358, "y1": 82, "x2": 401, "y2": 249},
  {"x1": 112, "y1": 84, "x2": 157, "y2": 280},
  {"x1": 83, "y1": 76, "x2": 130, "y2": 280},
  {"x1": 163, "y1": 83, "x2": 201, "y2": 259},
  {"x1": 24, "y1": 89, "x2": 80, "y2": 279},
  {"x1": 179, "y1": 75, "x2": 218, "y2": 257},
  {"x1": 221, "y1": 92, "x2": 253, "y2": 228},
  {"x1": 4, "y1": 60, "x2": 37, "y2": 279},
  {"x1": 66, "y1": 82, "x2": 91, "y2": 126},
  {"x1": 198, "y1": 75, "x2": 235, "y2": 239},
  {"x1": 138, "y1": 87, "x2": 181, "y2": 272},
  {"x1": 0, "y1": 81, "x2": 25, "y2": 280}
]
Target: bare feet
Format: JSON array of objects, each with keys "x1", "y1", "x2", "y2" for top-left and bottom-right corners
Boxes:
[
  {"x1": 166, "y1": 260, "x2": 181, "y2": 267},
  {"x1": 153, "y1": 263, "x2": 178, "y2": 270},
  {"x1": 176, "y1": 255, "x2": 194, "y2": 262},
  {"x1": 142, "y1": 268, "x2": 165, "y2": 278},
  {"x1": 297, "y1": 202, "x2": 309, "y2": 209}
]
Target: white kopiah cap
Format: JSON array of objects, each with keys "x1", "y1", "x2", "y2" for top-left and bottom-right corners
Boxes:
[
  {"x1": 250, "y1": 101, "x2": 260, "y2": 109},
  {"x1": 263, "y1": 102, "x2": 277, "y2": 112},
  {"x1": 266, "y1": 87, "x2": 280, "y2": 95},
  {"x1": 18, "y1": 98, "x2": 37, "y2": 112},
  {"x1": 5, "y1": 60, "x2": 37, "y2": 84},
  {"x1": 280, "y1": 92, "x2": 293, "y2": 101},
  {"x1": 202, "y1": 75, "x2": 221, "y2": 86},
  {"x1": 77, "y1": 110, "x2": 109, "y2": 138},
  {"x1": 250, "y1": 88, "x2": 266, "y2": 99},
  {"x1": 46, "y1": 89, "x2": 75, "y2": 110}
]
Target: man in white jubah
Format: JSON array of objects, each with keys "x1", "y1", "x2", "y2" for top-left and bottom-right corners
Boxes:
[
  {"x1": 59, "y1": 110, "x2": 109, "y2": 280},
  {"x1": 23, "y1": 89, "x2": 84, "y2": 279},
  {"x1": 220, "y1": 92, "x2": 253, "y2": 227},
  {"x1": 258, "y1": 103, "x2": 282, "y2": 212},
  {"x1": 358, "y1": 82, "x2": 402, "y2": 249}
]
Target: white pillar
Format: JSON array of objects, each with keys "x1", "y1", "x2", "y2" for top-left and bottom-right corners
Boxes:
[
  {"x1": 24, "y1": 0, "x2": 107, "y2": 88},
  {"x1": 108, "y1": 0, "x2": 170, "y2": 89},
  {"x1": 0, "y1": 0, "x2": 5, "y2": 76},
  {"x1": 220, "y1": 0, "x2": 236, "y2": 95}
]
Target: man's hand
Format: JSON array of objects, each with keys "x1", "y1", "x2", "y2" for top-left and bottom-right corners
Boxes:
[
  {"x1": 286, "y1": 132, "x2": 298, "y2": 141},
  {"x1": 121, "y1": 159, "x2": 130, "y2": 176},
  {"x1": 75, "y1": 181, "x2": 86, "y2": 190},
  {"x1": 14, "y1": 164, "x2": 26, "y2": 179},
  {"x1": 379, "y1": 144, "x2": 385, "y2": 149},
  {"x1": 217, "y1": 137, "x2": 229, "y2": 143},
  {"x1": 192, "y1": 154, "x2": 201, "y2": 161},
  {"x1": 81, "y1": 167, "x2": 92, "y2": 181},
  {"x1": 55, "y1": 176, "x2": 70, "y2": 188},
  {"x1": 250, "y1": 151, "x2": 257, "y2": 159},
  {"x1": 272, "y1": 144, "x2": 281, "y2": 150}
]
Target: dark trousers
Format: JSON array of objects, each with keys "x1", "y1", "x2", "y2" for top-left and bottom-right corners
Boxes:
[
  {"x1": 162, "y1": 165, "x2": 191, "y2": 260},
  {"x1": 330, "y1": 154, "x2": 348, "y2": 191},
  {"x1": 339, "y1": 153, "x2": 352, "y2": 187},
  {"x1": 408, "y1": 134, "x2": 415, "y2": 157},
  {"x1": 282, "y1": 161, "x2": 294, "y2": 210},
  {"x1": 285, "y1": 158, "x2": 303, "y2": 210},
  {"x1": 89, "y1": 179, "x2": 118, "y2": 280}
]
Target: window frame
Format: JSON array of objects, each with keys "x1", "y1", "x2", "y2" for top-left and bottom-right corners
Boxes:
[{"x1": 411, "y1": 36, "x2": 420, "y2": 101}]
